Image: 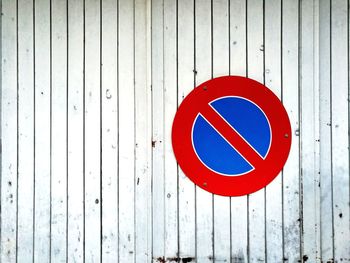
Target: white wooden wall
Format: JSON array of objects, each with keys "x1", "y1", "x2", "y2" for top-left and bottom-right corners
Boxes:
[{"x1": 1, "y1": 0, "x2": 350, "y2": 262}]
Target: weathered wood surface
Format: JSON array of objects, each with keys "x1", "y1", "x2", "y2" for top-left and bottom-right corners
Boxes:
[{"x1": 1, "y1": 0, "x2": 349, "y2": 262}]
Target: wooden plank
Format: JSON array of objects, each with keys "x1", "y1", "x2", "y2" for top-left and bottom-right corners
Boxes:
[
  {"x1": 163, "y1": 0, "x2": 179, "y2": 260},
  {"x1": 84, "y1": 0, "x2": 101, "y2": 261},
  {"x1": 264, "y1": 0, "x2": 283, "y2": 262},
  {"x1": 16, "y1": 0, "x2": 34, "y2": 261},
  {"x1": 195, "y1": 0, "x2": 213, "y2": 262},
  {"x1": 101, "y1": 0, "x2": 119, "y2": 260},
  {"x1": 118, "y1": 0, "x2": 135, "y2": 261},
  {"x1": 319, "y1": 0, "x2": 333, "y2": 261},
  {"x1": 212, "y1": 0, "x2": 231, "y2": 262},
  {"x1": 229, "y1": 1, "x2": 248, "y2": 262},
  {"x1": 230, "y1": 0, "x2": 247, "y2": 77},
  {"x1": 331, "y1": 0, "x2": 350, "y2": 261},
  {"x1": 151, "y1": 0, "x2": 165, "y2": 260},
  {"x1": 177, "y1": 0, "x2": 196, "y2": 260},
  {"x1": 1, "y1": 0, "x2": 18, "y2": 261},
  {"x1": 246, "y1": 0, "x2": 265, "y2": 261},
  {"x1": 67, "y1": 0, "x2": 84, "y2": 261},
  {"x1": 300, "y1": 0, "x2": 321, "y2": 261},
  {"x1": 50, "y1": 0, "x2": 68, "y2": 261},
  {"x1": 281, "y1": 0, "x2": 301, "y2": 261},
  {"x1": 33, "y1": 0, "x2": 51, "y2": 261},
  {"x1": 135, "y1": 0, "x2": 152, "y2": 261}
]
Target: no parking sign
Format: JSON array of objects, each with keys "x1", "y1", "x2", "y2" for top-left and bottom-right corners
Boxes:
[{"x1": 172, "y1": 76, "x2": 292, "y2": 196}]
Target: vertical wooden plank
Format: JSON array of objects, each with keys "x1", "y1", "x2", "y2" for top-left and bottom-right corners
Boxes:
[
  {"x1": 84, "y1": 0, "x2": 101, "y2": 261},
  {"x1": 101, "y1": 0, "x2": 119, "y2": 260},
  {"x1": 230, "y1": 0, "x2": 247, "y2": 77},
  {"x1": 195, "y1": 0, "x2": 213, "y2": 262},
  {"x1": 135, "y1": 0, "x2": 152, "y2": 261},
  {"x1": 164, "y1": 0, "x2": 179, "y2": 260},
  {"x1": 282, "y1": 0, "x2": 301, "y2": 261},
  {"x1": 247, "y1": 0, "x2": 265, "y2": 261},
  {"x1": 313, "y1": 8, "x2": 321, "y2": 261},
  {"x1": 177, "y1": 0, "x2": 196, "y2": 260},
  {"x1": 212, "y1": 0, "x2": 231, "y2": 262},
  {"x1": 50, "y1": 0, "x2": 68, "y2": 261},
  {"x1": 17, "y1": 0, "x2": 34, "y2": 261},
  {"x1": 300, "y1": 0, "x2": 321, "y2": 261},
  {"x1": 264, "y1": 0, "x2": 283, "y2": 262},
  {"x1": 1, "y1": 0, "x2": 17, "y2": 261},
  {"x1": 230, "y1": 1, "x2": 248, "y2": 262},
  {"x1": 67, "y1": 0, "x2": 84, "y2": 261},
  {"x1": 118, "y1": 0, "x2": 135, "y2": 261},
  {"x1": 151, "y1": 0, "x2": 165, "y2": 260},
  {"x1": 331, "y1": 0, "x2": 350, "y2": 261},
  {"x1": 34, "y1": 0, "x2": 51, "y2": 261},
  {"x1": 319, "y1": 0, "x2": 333, "y2": 261}
]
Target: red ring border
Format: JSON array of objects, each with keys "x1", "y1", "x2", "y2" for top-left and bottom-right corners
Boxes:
[{"x1": 171, "y1": 76, "x2": 292, "y2": 196}]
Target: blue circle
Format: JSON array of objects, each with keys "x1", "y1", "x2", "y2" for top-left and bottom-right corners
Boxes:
[{"x1": 192, "y1": 97, "x2": 271, "y2": 176}]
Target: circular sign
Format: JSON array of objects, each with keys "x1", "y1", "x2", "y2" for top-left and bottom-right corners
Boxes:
[{"x1": 171, "y1": 76, "x2": 292, "y2": 196}]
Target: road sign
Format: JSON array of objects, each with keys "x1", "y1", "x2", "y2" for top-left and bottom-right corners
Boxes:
[{"x1": 172, "y1": 76, "x2": 292, "y2": 196}]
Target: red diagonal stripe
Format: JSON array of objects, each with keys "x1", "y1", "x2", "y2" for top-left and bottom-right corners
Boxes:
[{"x1": 200, "y1": 105, "x2": 265, "y2": 169}]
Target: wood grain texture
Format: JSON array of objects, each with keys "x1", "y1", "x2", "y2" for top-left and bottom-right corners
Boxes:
[
  {"x1": 34, "y1": 0, "x2": 51, "y2": 261},
  {"x1": 195, "y1": 0, "x2": 213, "y2": 262},
  {"x1": 1, "y1": 0, "x2": 349, "y2": 262},
  {"x1": 17, "y1": 0, "x2": 34, "y2": 261},
  {"x1": 300, "y1": 0, "x2": 321, "y2": 262},
  {"x1": 177, "y1": 0, "x2": 196, "y2": 260},
  {"x1": 1, "y1": 0, "x2": 18, "y2": 262},
  {"x1": 84, "y1": 0, "x2": 101, "y2": 261},
  {"x1": 265, "y1": 0, "x2": 283, "y2": 261},
  {"x1": 67, "y1": 0, "x2": 84, "y2": 261},
  {"x1": 51, "y1": 0, "x2": 68, "y2": 262},
  {"x1": 212, "y1": 0, "x2": 231, "y2": 262},
  {"x1": 118, "y1": 0, "x2": 135, "y2": 261},
  {"x1": 247, "y1": 0, "x2": 265, "y2": 261}
]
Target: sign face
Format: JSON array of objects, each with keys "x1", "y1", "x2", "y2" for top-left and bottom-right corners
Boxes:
[{"x1": 172, "y1": 76, "x2": 292, "y2": 196}]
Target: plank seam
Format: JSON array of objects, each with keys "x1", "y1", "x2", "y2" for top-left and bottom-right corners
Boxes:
[
  {"x1": 49, "y1": 0, "x2": 53, "y2": 261},
  {"x1": 32, "y1": 0, "x2": 37, "y2": 260},
  {"x1": 82, "y1": 0, "x2": 86, "y2": 261},
  {"x1": 15, "y1": 0, "x2": 19, "y2": 260},
  {"x1": 99, "y1": 0, "x2": 103, "y2": 261}
]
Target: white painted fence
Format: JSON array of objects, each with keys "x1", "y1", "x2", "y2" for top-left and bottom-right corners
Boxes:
[{"x1": 1, "y1": 0, "x2": 349, "y2": 262}]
